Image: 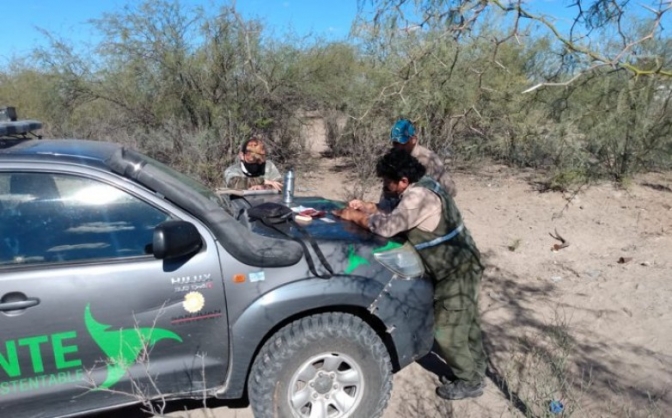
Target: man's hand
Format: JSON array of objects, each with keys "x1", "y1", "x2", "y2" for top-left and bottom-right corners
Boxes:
[
  {"x1": 249, "y1": 180, "x2": 282, "y2": 191},
  {"x1": 264, "y1": 179, "x2": 283, "y2": 191},
  {"x1": 333, "y1": 207, "x2": 357, "y2": 221},
  {"x1": 332, "y1": 207, "x2": 371, "y2": 230},
  {"x1": 348, "y1": 199, "x2": 377, "y2": 214}
]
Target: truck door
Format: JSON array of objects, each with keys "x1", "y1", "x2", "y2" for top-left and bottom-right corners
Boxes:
[{"x1": 0, "y1": 170, "x2": 228, "y2": 418}]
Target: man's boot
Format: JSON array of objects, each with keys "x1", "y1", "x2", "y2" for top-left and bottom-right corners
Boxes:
[
  {"x1": 440, "y1": 375, "x2": 486, "y2": 390},
  {"x1": 436, "y1": 379, "x2": 484, "y2": 400}
]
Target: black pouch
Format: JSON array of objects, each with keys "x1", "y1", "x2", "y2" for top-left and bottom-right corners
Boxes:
[
  {"x1": 247, "y1": 202, "x2": 293, "y2": 224},
  {"x1": 247, "y1": 202, "x2": 334, "y2": 278}
]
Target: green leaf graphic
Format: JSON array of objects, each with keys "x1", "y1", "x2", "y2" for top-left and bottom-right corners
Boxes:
[
  {"x1": 345, "y1": 245, "x2": 370, "y2": 274},
  {"x1": 84, "y1": 304, "x2": 182, "y2": 389},
  {"x1": 372, "y1": 241, "x2": 403, "y2": 253}
]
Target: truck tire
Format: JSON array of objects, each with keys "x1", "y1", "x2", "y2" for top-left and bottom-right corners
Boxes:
[{"x1": 248, "y1": 312, "x2": 393, "y2": 418}]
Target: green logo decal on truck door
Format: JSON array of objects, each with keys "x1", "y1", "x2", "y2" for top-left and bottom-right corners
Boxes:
[
  {"x1": 0, "y1": 305, "x2": 182, "y2": 395},
  {"x1": 84, "y1": 304, "x2": 183, "y2": 389},
  {"x1": 0, "y1": 332, "x2": 83, "y2": 395}
]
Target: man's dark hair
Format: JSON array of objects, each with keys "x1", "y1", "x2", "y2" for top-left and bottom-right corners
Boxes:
[{"x1": 376, "y1": 148, "x2": 426, "y2": 183}]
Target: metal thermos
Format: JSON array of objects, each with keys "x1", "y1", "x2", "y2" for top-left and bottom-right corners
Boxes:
[{"x1": 282, "y1": 168, "x2": 295, "y2": 204}]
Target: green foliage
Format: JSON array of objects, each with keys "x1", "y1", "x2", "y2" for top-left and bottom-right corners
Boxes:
[
  {"x1": 0, "y1": 0, "x2": 314, "y2": 185},
  {"x1": 0, "y1": 0, "x2": 671, "y2": 188},
  {"x1": 351, "y1": 0, "x2": 672, "y2": 186}
]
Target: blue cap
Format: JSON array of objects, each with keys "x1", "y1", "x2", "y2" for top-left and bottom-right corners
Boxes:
[{"x1": 390, "y1": 119, "x2": 415, "y2": 144}]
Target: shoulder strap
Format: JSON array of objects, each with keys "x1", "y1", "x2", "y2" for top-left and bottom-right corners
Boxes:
[
  {"x1": 291, "y1": 220, "x2": 334, "y2": 277},
  {"x1": 243, "y1": 199, "x2": 334, "y2": 278},
  {"x1": 260, "y1": 218, "x2": 333, "y2": 279}
]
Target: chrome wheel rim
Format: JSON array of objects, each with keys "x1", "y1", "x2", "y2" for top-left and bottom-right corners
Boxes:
[{"x1": 288, "y1": 352, "x2": 365, "y2": 418}]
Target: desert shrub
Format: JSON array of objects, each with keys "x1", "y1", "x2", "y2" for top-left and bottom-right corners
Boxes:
[{"x1": 1, "y1": 0, "x2": 671, "y2": 189}]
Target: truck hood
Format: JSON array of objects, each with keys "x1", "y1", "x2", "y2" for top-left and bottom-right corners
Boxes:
[
  {"x1": 246, "y1": 195, "x2": 399, "y2": 246},
  {"x1": 243, "y1": 195, "x2": 406, "y2": 279}
]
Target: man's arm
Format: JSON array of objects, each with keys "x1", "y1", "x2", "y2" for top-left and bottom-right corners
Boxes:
[
  {"x1": 344, "y1": 187, "x2": 440, "y2": 238},
  {"x1": 439, "y1": 171, "x2": 457, "y2": 197},
  {"x1": 228, "y1": 176, "x2": 252, "y2": 190},
  {"x1": 227, "y1": 173, "x2": 266, "y2": 191},
  {"x1": 335, "y1": 186, "x2": 441, "y2": 238},
  {"x1": 224, "y1": 165, "x2": 238, "y2": 187},
  {"x1": 333, "y1": 208, "x2": 371, "y2": 230},
  {"x1": 423, "y1": 151, "x2": 457, "y2": 198},
  {"x1": 349, "y1": 199, "x2": 378, "y2": 214},
  {"x1": 422, "y1": 149, "x2": 445, "y2": 180},
  {"x1": 335, "y1": 204, "x2": 410, "y2": 238},
  {"x1": 259, "y1": 161, "x2": 283, "y2": 190},
  {"x1": 225, "y1": 163, "x2": 273, "y2": 190},
  {"x1": 264, "y1": 160, "x2": 283, "y2": 182},
  {"x1": 224, "y1": 165, "x2": 249, "y2": 190}
]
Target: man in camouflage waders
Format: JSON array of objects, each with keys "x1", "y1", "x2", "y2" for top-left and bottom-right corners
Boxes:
[{"x1": 334, "y1": 148, "x2": 487, "y2": 400}]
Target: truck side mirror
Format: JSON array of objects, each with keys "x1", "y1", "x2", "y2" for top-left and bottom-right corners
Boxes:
[{"x1": 153, "y1": 220, "x2": 202, "y2": 260}]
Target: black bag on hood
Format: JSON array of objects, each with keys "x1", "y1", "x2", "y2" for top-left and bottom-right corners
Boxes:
[
  {"x1": 247, "y1": 202, "x2": 293, "y2": 224},
  {"x1": 247, "y1": 202, "x2": 334, "y2": 278}
]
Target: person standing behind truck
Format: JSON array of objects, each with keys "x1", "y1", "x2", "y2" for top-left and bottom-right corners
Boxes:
[{"x1": 389, "y1": 118, "x2": 457, "y2": 195}]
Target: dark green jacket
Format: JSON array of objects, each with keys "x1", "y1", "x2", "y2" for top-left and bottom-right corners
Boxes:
[{"x1": 406, "y1": 177, "x2": 483, "y2": 307}]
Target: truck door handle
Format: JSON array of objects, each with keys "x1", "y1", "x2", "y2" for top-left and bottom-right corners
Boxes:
[{"x1": 0, "y1": 298, "x2": 40, "y2": 311}]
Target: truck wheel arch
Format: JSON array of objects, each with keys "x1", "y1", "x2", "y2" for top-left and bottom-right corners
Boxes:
[{"x1": 216, "y1": 277, "x2": 401, "y2": 399}]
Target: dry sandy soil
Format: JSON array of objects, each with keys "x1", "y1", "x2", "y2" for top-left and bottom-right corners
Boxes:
[{"x1": 144, "y1": 150, "x2": 672, "y2": 418}]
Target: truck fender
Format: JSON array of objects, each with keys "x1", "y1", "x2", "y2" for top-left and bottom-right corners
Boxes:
[{"x1": 216, "y1": 275, "x2": 385, "y2": 399}]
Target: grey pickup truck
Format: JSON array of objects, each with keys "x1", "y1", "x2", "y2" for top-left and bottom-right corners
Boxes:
[{"x1": 0, "y1": 116, "x2": 434, "y2": 418}]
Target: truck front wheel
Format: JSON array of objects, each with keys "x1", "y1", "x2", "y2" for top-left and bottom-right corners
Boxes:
[{"x1": 248, "y1": 312, "x2": 393, "y2": 418}]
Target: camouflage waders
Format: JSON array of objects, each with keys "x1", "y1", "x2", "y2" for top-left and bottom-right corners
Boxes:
[
  {"x1": 407, "y1": 177, "x2": 487, "y2": 384},
  {"x1": 226, "y1": 174, "x2": 266, "y2": 190},
  {"x1": 223, "y1": 160, "x2": 282, "y2": 190}
]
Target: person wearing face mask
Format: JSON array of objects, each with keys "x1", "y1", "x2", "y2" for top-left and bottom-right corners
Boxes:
[
  {"x1": 223, "y1": 136, "x2": 283, "y2": 191},
  {"x1": 333, "y1": 149, "x2": 487, "y2": 401}
]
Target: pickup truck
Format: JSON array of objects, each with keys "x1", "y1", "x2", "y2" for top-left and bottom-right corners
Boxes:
[{"x1": 0, "y1": 118, "x2": 434, "y2": 418}]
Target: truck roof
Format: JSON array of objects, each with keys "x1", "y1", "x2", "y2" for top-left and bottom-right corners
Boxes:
[{"x1": 0, "y1": 139, "x2": 120, "y2": 171}]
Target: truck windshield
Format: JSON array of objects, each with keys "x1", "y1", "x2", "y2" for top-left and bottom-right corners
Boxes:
[{"x1": 135, "y1": 153, "x2": 230, "y2": 209}]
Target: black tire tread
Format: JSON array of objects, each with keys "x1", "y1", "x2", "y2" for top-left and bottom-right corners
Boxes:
[{"x1": 248, "y1": 312, "x2": 393, "y2": 418}]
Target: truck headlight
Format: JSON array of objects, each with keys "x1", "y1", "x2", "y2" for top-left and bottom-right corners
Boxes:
[{"x1": 373, "y1": 242, "x2": 425, "y2": 279}]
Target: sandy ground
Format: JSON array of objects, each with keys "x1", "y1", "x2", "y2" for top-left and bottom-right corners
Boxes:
[{"x1": 135, "y1": 152, "x2": 672, "y2": 418}]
